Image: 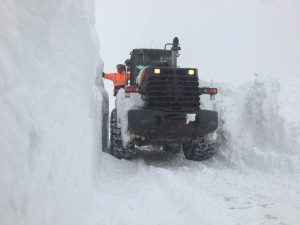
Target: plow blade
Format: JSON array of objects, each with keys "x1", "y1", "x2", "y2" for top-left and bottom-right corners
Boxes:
[{"x1": 128, "y1": 109, "x2": 218, "y2": 145}]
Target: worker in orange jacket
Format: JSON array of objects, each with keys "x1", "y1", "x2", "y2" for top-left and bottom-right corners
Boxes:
[{"x1": 102, "y1": 64, "x2": 130, "y2": 96}]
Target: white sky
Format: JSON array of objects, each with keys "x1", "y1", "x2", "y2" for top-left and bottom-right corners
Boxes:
[{"x1": 95, "y1": 0, "x2": 300, "y2": 85}]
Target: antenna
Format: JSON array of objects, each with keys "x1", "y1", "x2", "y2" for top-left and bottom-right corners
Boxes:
[{"x1": 149, "y1": 39, "x2": 154, "y2": 49}]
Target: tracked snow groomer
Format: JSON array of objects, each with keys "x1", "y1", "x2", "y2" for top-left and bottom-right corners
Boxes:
[{"x1": 108, "y1": 37, "x2": 218, "y2": 161}]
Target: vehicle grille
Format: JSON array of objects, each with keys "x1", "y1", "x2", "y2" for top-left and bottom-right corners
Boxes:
[{"x1": 140, "y1": 68, "x2": 200, "y2": 112}]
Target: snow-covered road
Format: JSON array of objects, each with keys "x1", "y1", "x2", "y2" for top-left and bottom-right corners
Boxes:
[{"x1": 96, "y1": 153, "x2": 300, "y2": 225}]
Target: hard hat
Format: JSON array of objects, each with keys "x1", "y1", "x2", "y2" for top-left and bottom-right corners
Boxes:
[{"x1": 116, "y1": 64, "x2": 125, "y2": 71}]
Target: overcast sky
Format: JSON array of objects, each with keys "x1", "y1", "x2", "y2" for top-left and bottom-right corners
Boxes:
[{"x1": 96, "y1": 0, "x2": 300, "y2": 85}]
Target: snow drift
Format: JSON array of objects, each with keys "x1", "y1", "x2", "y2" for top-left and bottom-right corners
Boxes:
[
  {"x1": 0, "y1": 1, "x2": 106, "y2": 225},
  {"x1": 214, "y1": 74, "x2": 300, "y2": 173}
]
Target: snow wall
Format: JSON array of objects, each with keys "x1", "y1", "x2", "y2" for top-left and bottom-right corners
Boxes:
[
  {"x1": 213, "y1": 74, "x2": 300, "y2": 173},
  {"x1": 0, "y1": 1, "x2": 106, "y2": 225}
]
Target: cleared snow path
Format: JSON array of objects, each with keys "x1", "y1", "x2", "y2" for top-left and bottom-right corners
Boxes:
[{"x1": 96, "y1": 154, "x2": 299, "y2": 225}]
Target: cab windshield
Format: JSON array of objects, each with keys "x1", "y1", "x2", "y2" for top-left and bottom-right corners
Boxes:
[
  {"x1": 135, "y1": 50, "x2": 172, "y2": 67},
  {"x1": 130, "y1": 49, "x2": 172, "y2": 85}
]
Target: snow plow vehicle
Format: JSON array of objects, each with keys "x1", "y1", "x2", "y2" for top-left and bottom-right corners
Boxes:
[{"x1": 108, "y1": 37, "x2": 218, "y2": 161}]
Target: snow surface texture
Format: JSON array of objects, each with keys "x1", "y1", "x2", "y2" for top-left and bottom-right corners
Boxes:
[
  {"x1": 0, "y1": 1, "x2": 107, "y2": 225},
  {"x1": 116, "y1": 89, "x2": 144, "y2": 146},
  {"x1": 1, "y1": 1, "x2": 300, "y2": 225},
  {"x1": 215, "y1": 74, "x2": 300, "y2": 173}
]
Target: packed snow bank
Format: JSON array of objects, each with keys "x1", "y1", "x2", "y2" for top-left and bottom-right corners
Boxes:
[
  {"x1": 0, "y1": 1, "x2": 106, "y2": 225},
  {"x1": 116, "y1": 89, "x2": 144, "y2": 145},
  {"x1": 215, "y1": 74, "x2": 300, "y2": 173}
]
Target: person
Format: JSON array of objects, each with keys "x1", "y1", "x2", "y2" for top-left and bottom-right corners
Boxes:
[{"x1": 102, "y1": 64, "x2": 130, "y2": 96}]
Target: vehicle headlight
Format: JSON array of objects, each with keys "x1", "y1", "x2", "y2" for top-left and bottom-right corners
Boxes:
[
  {"x1": 188, "y1": 69, "x2": 195, "y2": 75},
  {"x1": 154, "y1": 68, "x2": 161, "y2": 75}
]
